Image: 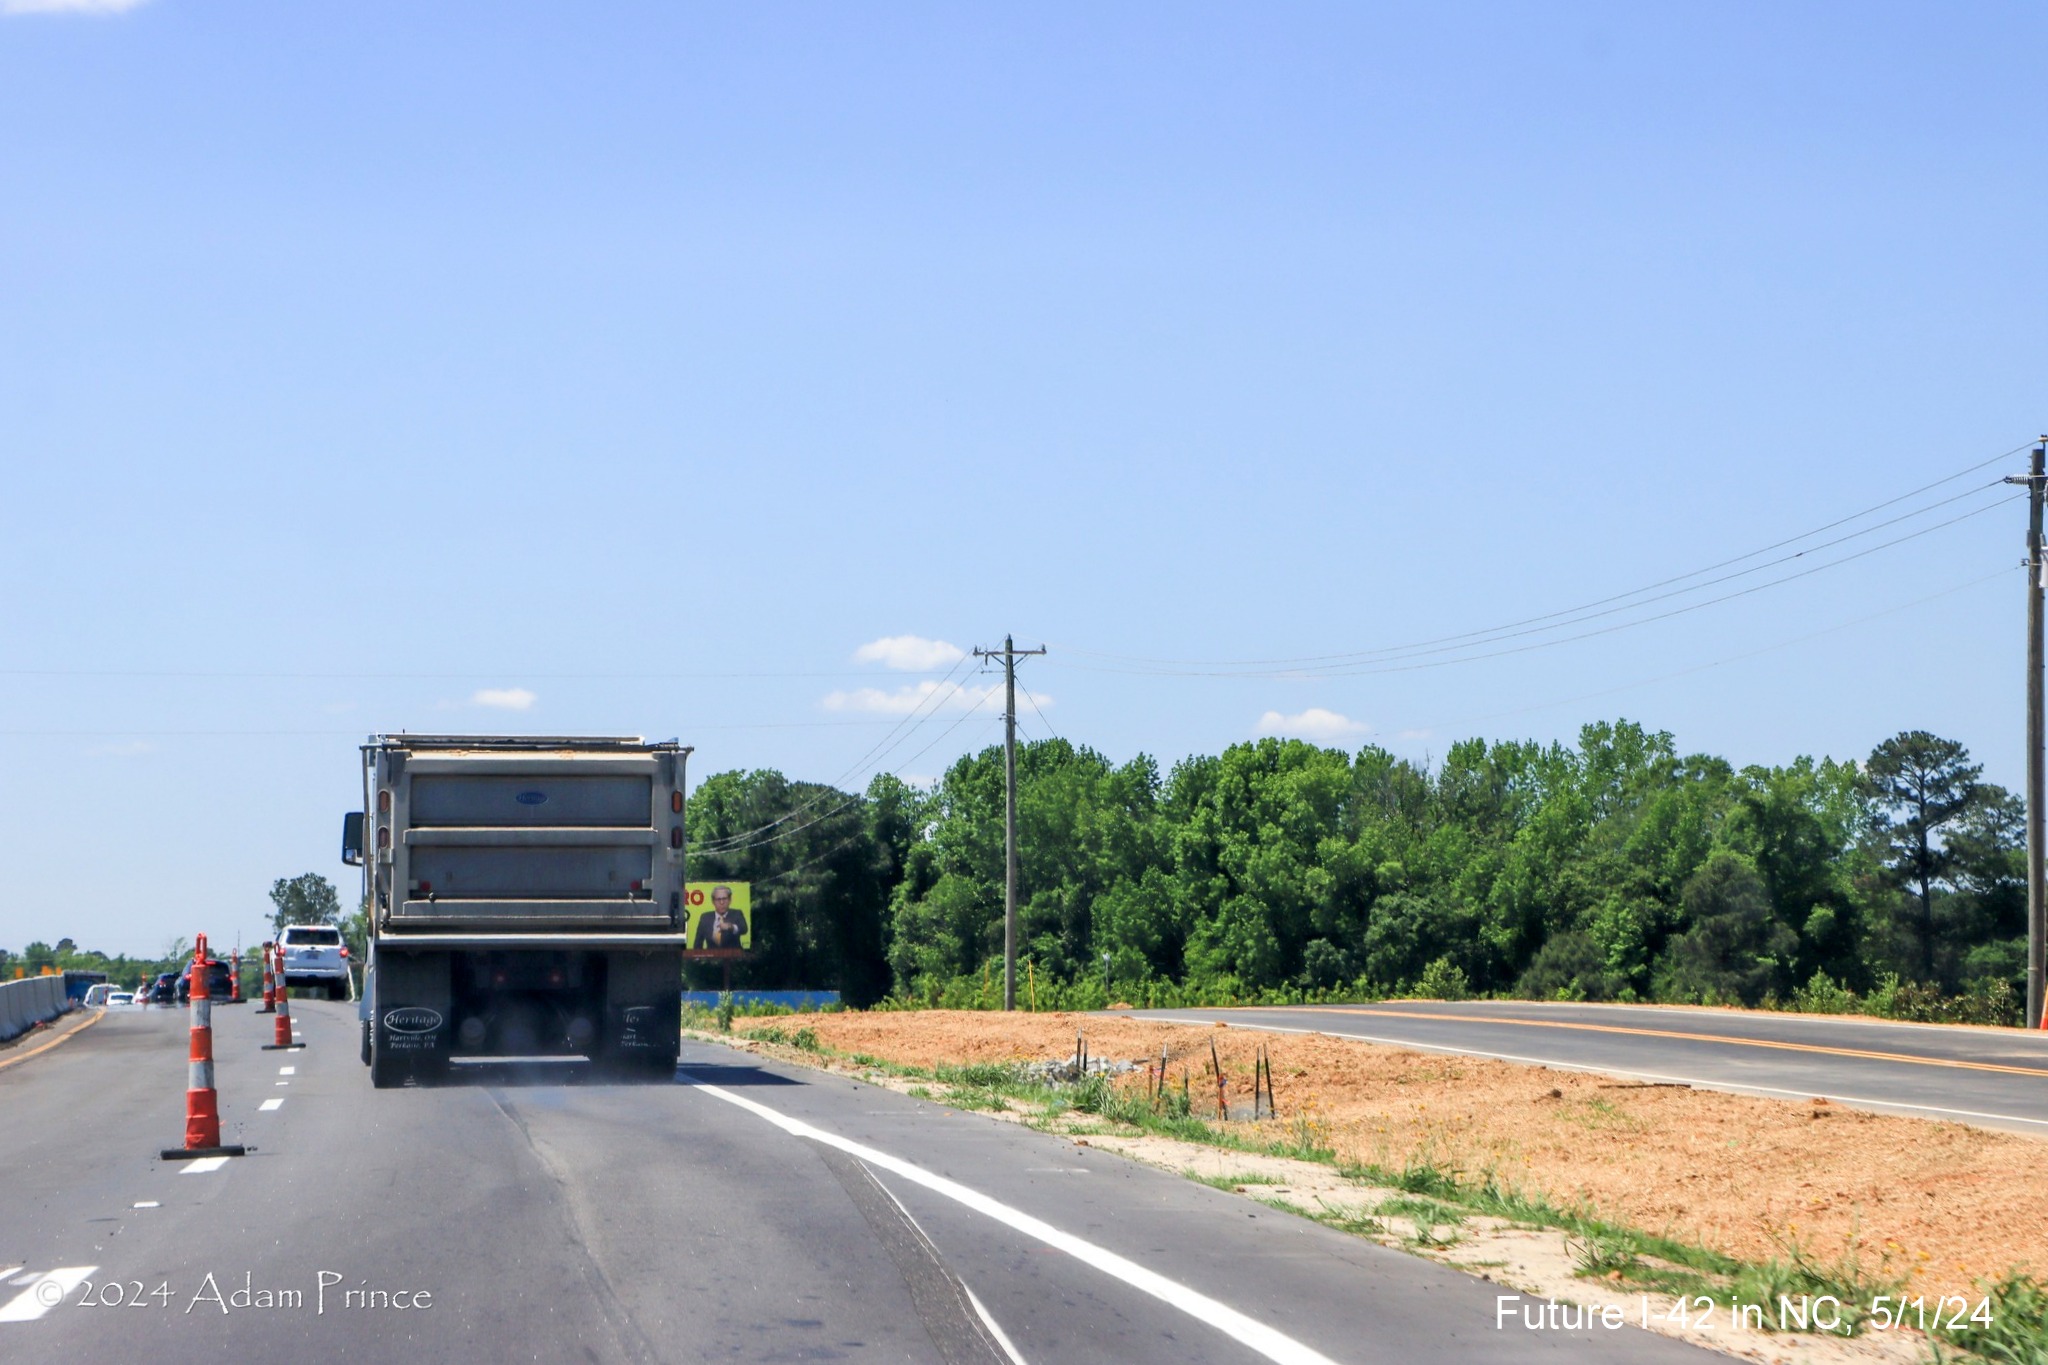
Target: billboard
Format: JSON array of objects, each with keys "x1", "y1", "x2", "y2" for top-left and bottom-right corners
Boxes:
[{"x1": 684, "y1": 882, "x2": 752, "y2": 951}]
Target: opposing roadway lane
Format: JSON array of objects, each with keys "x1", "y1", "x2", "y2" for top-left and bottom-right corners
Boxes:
[
  {"x1": 1127, "y1": 1001, "x2": 2048, "y2": 1134},
  {"x1": 0, "y1": 999, "x2": 1729, "y2": 1365}
]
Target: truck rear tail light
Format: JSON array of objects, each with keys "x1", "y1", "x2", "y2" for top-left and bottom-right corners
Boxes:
[
  {"x1": 630, "y1": 880, "x2": 643, "y2": 892},
  {"x1": 377, "y1": 827, "x2": 390, "y2": 849},
  {"x1": 378, "y1": 790, "x2": 390, "y2": 813},
  {"x1": 671, "y1": 791, "x2": 683, "y2": 813},
  {"x1": 670, "y1": 826, "x2": 683, "y2": 849},
  {"x1": 418, "y1": 881, "x2": 432, "y2": 895}
]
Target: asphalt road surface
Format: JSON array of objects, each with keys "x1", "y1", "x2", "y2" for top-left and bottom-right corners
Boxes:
[
  {"x1": 0, "y1": 999, "x2": 1731, "y2": 1365},
  {"x1": 1128, "y1": 1000, "x2": 2048, "y2": 1134}
]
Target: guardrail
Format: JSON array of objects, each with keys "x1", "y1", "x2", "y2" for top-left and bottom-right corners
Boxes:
[{"x1": 0, "y1": 975, "x2": 75, "y2": 1043}]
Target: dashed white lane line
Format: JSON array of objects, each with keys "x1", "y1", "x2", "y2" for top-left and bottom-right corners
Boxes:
[
  {"x1": 0, "y1": 1267, "x2": 97, "y2": 1322},
  {"x1": 0, "y1": 1269, "x2": 20, "y2": 1284},
  {"x1": 180, "y1": 1156, "x2": 230, "y2": 1174},
  {"x1": 259, "y1": 1098, "x2": 283, "y2": 1111},
  {"x1": 685, "y1": 1079, "x2": 1337, "y2": 1365},
  {"x1": 133, "y1": 1202, "x2": 159, "y2": 1209},
  {"x1": 275, "y1": 1081, "x2": 289, "y2": 1086},
  {"x1": 279, "y1": 1066, "x2": 295, "y2": 1075}
]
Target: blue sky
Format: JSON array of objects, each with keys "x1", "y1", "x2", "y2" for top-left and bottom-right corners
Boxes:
[{"x1": 3, "y1": 1, "x2": 2044, "y2": 957}]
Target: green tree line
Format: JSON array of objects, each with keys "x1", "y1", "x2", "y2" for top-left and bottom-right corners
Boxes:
[
  {"x1": 17, "y1": 720, "x2": 2023, "y2": 1021},
  {"x1": 689, "y1": 720, "x2": 2029, "y2": 1021}
]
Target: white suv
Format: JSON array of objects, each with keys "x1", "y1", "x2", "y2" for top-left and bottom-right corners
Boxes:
[{"x1": 278, "y1": 924, "x2": 352, "y2": 1000}]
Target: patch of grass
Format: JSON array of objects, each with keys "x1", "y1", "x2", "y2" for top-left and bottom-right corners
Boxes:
[
  {"x1": 934, "y1": 1061, "x2": 1026, "y2": 1088},
  {"x1": 1307, "y1": 1202, "x2": 1386, "y2": 1238},
  {"x1": 1375, "y1": 1195, "x2": 1467, "y2": 1226},
  {"x1": 1392, "y1": 1160, "x2": 1461, "y2": 1200},
  {"x1": 945, "y1": 1087, "x2": 1011, "y2": 1112},
  {"x1": 1562, "y1": 1096, "x2": 1646, "y2": 1133},
  {"x1": 907, "y1": 1085, "x2": 934, "y2": 1100},
  {"x1": 1938, "y1": 1271, "x2": 2048, "y2": 1364},
  {"x1": 1188, "y1": 1171, "x2": 1288, "y2": 1191}
]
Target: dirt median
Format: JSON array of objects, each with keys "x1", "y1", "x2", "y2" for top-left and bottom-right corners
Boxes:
[{"x1": 731, "y1": 1008, "x2": 2042, "y2": 1301}]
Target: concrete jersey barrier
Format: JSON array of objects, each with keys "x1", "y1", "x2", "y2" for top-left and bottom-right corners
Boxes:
[{"x1": 0, "y1": 975, "x2": 75, "y2": 1043}]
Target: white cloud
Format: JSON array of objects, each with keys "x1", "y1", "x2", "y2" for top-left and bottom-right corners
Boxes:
[
  {"x1": 3, "y1": 0, "x2": 152, "y2": 14},
  {"x1": 852, "y1": 635, "x2": 966, "y2": 671},
  {"x1": 472, "y1": 687, "x2": 537, "y2": 711},
  {"x1": 822, "y1": 680, "x2": 1020, "y2": 715},
  {"x1": 1253, "y1": 707, "x2": 1370, "y2": 743}
]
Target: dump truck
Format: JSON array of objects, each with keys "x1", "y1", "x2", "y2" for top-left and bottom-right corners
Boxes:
[{"x1": 343, "y1": 734, "x2": 692, "y2": 1087}]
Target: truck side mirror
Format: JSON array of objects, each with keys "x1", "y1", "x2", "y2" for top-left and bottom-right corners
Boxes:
[{"x1": 341, "y1": 811, "x2": 365, "y2": 867}]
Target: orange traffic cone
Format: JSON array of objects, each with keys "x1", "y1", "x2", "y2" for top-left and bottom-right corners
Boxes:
[
  {"x1": 263, "y1": 944, "x2": 303, "y2": 1051},
  {"x1": 161, "y1": 934, "x2": 245, "y2": 1161}
]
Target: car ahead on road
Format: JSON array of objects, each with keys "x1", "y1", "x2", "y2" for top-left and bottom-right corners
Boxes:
[
  {"x1": 279, "y1": 924, "x2": 351, "y2": 1001},
  {"x1": 174, "y1": 959, "x2": 234, "y2": 1004},
  {"x1": 108, "y1": 991, "x2": 134, "y2": 1007},
  {"x1": 83, "y1": 983, "x2": 114, "y2": 1007},
  {"x1": 145, "y1": 973, "x2": 178, "y2": 1005}
]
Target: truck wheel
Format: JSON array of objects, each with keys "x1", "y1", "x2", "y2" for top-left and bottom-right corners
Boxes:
[{"x1": 360, "y1": 1020, "x2": 372, "y2": 1066}]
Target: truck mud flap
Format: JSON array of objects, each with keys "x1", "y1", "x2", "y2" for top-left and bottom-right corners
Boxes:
[
  {"x1": 603, "y1": 951, "x2": 681, "y2": 1070},
  {"x1": 371, "y1": 951, "x2": 451, "y2": 1087}
]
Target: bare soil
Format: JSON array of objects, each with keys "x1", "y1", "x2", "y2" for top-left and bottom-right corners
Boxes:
[{"x1": 733, "y1": 1009, "x2": 2044, "y2": 1301}]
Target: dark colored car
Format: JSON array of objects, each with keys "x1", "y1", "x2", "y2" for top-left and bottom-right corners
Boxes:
[
  {"x1": 147, "y1": 972, "x2": 178, "y2": 1005},
  {"x1": 174, "y1": 960, "x2": 234, "y2": 1004}
]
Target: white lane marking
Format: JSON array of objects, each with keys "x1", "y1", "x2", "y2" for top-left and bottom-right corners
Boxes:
[
  {"x1": 964, "y1": 1283, "x2": 1028, "y2": 1365},
  {"x1": 6, "y1": 1273, "x2": 36, "y2": 1286},
  {"x1": 1139, "y1": 1018, "x2": 2048, "y2": 1131},
  {"x1": 865, "y1": 1163, "x2": 1029, "y2": 1365},
  {"x1": 685, "y1": 1080, "x2": 1335, "y2": 1365},
  {"x1": 279, "y1": 1066, "x2": 295, "y2": 1075},
  {"x1": 275, "y1": 1081, "x2": 289, "y2": 1087},
  {"x1": 259, "y1": 1098, "x2": 284, "y2": 1112},
  {"x1": 0, "y1": 1269, "x2": 19, "y2": 1283},
  {"x1": 133, "y1": 1202, "x2": 159, "y2": 1209},
  {"x1": 0, "y1": 1267, "x2": 96, "y2": 1322},
  {"x1": 180, "y1": 1156, "x2": 230, "y2": 1174}
]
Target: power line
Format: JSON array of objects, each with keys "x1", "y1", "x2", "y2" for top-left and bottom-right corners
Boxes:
[
  {"x1": 695, "y1": 656, "x2": 977, "y2": 852},
  {"x1": 1019, "y1": 681, "x2": 1062, "y2": 744},
  {"x1": 1053, "y1": 493, "x2": 2020, "y2": 680},
  {"x1": 0, "y1": 666, "x2": 960, "y2": 681},
  {"x1": 1403, "y1": 562, "x2": 2013, "y2": 736},
  {"x1": 1054, "y1": 440, "x2": 2036, "y2": 672},
  {"x1": 698, "y1": 700, "x2": 1004, "y2": 858}
]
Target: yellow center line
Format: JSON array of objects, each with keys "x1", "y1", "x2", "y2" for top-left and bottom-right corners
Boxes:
[
  {"x1": 0, "y1": 1006, "x2": 104, "y2": 1072},
  {"x1": 1311, "y1": 1007, "x2": 2048, "y2": 1079}
]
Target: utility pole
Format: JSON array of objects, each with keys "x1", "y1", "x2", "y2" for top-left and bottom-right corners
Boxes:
[
  {"x1": 2009, "y1": 442, "x2": 2048, "y2": 1029},
  {"x1": 973, "y1": 634, "x2": 1045, "y2": 1010}
]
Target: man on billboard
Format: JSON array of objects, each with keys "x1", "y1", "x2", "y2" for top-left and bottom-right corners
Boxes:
[{"x1": 691, "y1": 884, "x2": 750, "y2": 950}]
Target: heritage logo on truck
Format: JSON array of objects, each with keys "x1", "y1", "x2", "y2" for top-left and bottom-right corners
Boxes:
[
  {"x1": 515, "y1": 790, "x2": 548, "y2": 805},
  {"x1": 382, "y1": 1007, "x2": 444, "y2": 1034}
]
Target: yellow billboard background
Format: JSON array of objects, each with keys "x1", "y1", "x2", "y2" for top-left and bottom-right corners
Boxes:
[{"x1": 684, "y1": 882, "x2": 752, "y2": 951}]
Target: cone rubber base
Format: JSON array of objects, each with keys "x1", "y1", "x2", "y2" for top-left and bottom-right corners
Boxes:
[
  {"x1": 161, "y1": 1145, "x2": 247, "y2": 1160},
  {"x1": 261, "y1": 1042, "x2": 306, "y2": 1051}
]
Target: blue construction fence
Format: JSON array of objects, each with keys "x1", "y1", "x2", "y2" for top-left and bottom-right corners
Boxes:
[{"x1": 681, "y1": 990, "x2": 840, "y2": 1011}]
